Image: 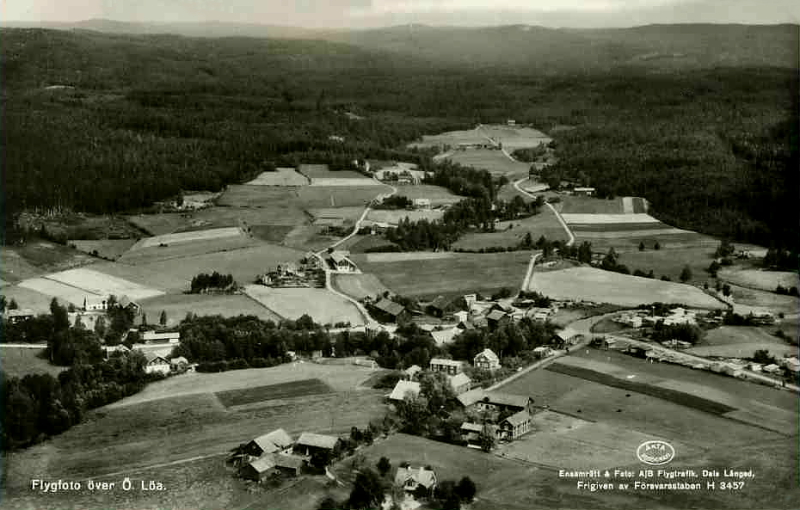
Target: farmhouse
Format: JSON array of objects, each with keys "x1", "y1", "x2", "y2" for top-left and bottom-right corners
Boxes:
[
  {"x1": 117, "y1": 295, "x2": 140, "y2": 314},
  {"x1": 83, "y1": 295, "x2": 108, "y2": 312},
  {"x1": 474, "y1": 348, "x2": 501, "y2": 370},
  {"x1": 573, "y1": 187, "x2": 596, "y2": 197},
  {"x1": 294, "y1": 433, "x2": 340, "y2": 457},
  {"x1": 426, "y1": 295, "x2": 460, "y2": 318},
  {"x1": 404, "y1": 365, "x2": 422, "y2": 380},
  {"x1": 456, "y1": 388, "x2": 487, "y2": 408},
  {"x1": 141, "y1": 330, "x2": 181, "y2": 344},
  {"x1": 498, "y1": 410, "x2": 532, "y2": 441},
  {"x1": 144, "y1": 352, "x2": 171, "y2": 375},
  {"x1": 371, "y1": 298, "x2": 409, "y2": 324},
  {"x1": 240, "y1": 456, "x2": 276, "y2": 482},
  {"x1": 244, "y1": 428, "x2": 294, "y2": 457},
  {"x1": 486, "y1": 310, "x2": 510, "y2": 330},
  {"x1": 476, "y1": 392, "x2": 534, "y2": 415},
  {"x1": 327, "y1": 251, "x2": 357, "y2": 272},
  {"x1": 429, "y1": 358, "x2": 465, "y2": 375},
  {"x1": 448, "y1": 372, "x2": 472, "y2": 395},
  {"x1": 4, "y1": 308, "x2": 35, "y2": 324},
  {"x1": 170, "y1": 356, "x2": 189, "y2": 371},
  {"x1": 389, "y1": 380, "x2": 421, "y2": 402},
  {"x1": 395, "y1": 466, "x2": 437, "y2": 494},
  {"x1": 272, "y1": 453, "x2": 305, "y2": 476},
  {"x1": 103, "y1": 344, "x2": 130, "y2": 359}
]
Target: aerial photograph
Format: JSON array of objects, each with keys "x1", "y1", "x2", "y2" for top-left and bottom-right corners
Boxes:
[{"x1": 0, "y1": 1, "x2": 797, "y2": 509}]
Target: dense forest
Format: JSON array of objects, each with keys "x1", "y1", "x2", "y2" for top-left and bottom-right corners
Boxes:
[{"x1": 1, "y1": 28, "x2": 797, "y2": 248}]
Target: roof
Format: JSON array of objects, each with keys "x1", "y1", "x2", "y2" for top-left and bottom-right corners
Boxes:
[
  {"x1": 404, "y1": 365, "x2": 422, "y2": 376},
  {"x1": 374, "y1": 298, "x2": 406, "y2": 317},
  {"x1": 502, "y1": 410, "x2": 531, "y2": 427},
  {"x1": 394, "y1": 467, "x2": 437, "y2": 489},
  {"x1": 484, "y1": 392, "x2": 531, "y2": 409},
  {"x1": 456, "y1": 388, "x2": 486, "y2": 407},
  {"x1": 460, "y1": 422, "x2": 483, "y2": 432},
  {"x1": 428, "y1": 295, "x2": 451, "y2": 311},
  {"x1": 474, "y1": 348, "x2": 499, "y2": 363},
  {"x1": 431, "y1": 328, "x2": 460, "y2": 346},
  {"x1": 247, "y1": 456, "x2": 276, "y2": 474},
  {"x1": 6, "y1": 308, "x2": 35, "y2": 317},
  {"x1": 329, "y1": 252, "x2": 350, "y2": 264},
  {"x1": 448, "y1": 373, "x2": 471, "y2": 389},
  {"x1": 144, "y1": 352, "x2": 168, "y2": 364},
  {"x1": 389, "y1": 380, "x2": 421, "y2": 401},
  {"x1": 273, "y1": 454, "x2": 305, "y2": 470},
  {"x1": 574, "y1": 187, "x2": 596, "y2": 191},
  {"x1": 103, "y1": 345, "x2": 130, "y2": 353},
  {"x1": 170, "y1": 356, "x2": 188, "y2": 365},
  {"x1": 253, "y1": 428, "x2": 294, "y2": 453},
  {"x1": 84, "y1": 295, "x2": 107, "y2": 306},
  {"x1": 142, "y1": 331, "x2": 180, "y2": 341},
  {"x1": 430, "y1": 358, "x2": 463, "y2": 367},
  {"x1": 118, "y1": 295, "x2": 134, "y2": 308},
  {"x1": 486, "y1": 310, "x2": 507, "y2": 321},
  {"x1": 296, "y1": 432, "x2": 339, "y2": 450}
]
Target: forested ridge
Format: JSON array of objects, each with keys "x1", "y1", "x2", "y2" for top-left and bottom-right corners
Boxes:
[{"x1": 1, "y1": 28, "x2": 797, "y2": 247}]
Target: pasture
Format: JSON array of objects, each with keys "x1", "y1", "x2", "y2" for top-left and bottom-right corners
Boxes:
[
  {"x1": 127, "y1": 212, "x2": 193, "y2": 236},
  {"x1": 477, "y1": 124, "x2": 552, "y2": 150},
  {"x1": 354, "y1": 251, "x2": 531, "y2": 298},
  {"x1": 43, "y1": 267, "x2": 165, "y2": 301},
  {"x1": 406, "y1": 128, "x2": 487, "y2": 149},
  {"x1": 131, "y1": 227, "x2": 244, "y2": 250},
  {"x1": 282, "y1": 225, "x2": 348, "y2": 252},
  {"x1": 118, "y1": 234, "x2": 262, "y2": 265},
  {"x1": 244, "y1": 286, "x2": 365, "y2": 326},
  {"x1": 18, "y1": 277, "x2": 101, "y2": 306},
  {"x1": 69, "y1": 239, "x2": 137, "y2": 260},
  {"x1": 688, "y1": 326, "x2": 796, "y2": 359},
  {"x1": 307, "y1": 206, "x2": 366, "y2": 223},
  {"x1": 0, "y1": 346, "x2": 65, "y2": 378},
  {"x1": 728, "y1": 284, "x2": 800, "y2": 316},
  {"x1": 453, "y1": 210, "x2": 568, "y2": 250},
  {"x1": 446, "y1": 149, "x2": 530, "y2": 179},
  {"x1": 616, "y1": 246, "x2": 716, "y2": 283},
  {"x1": 216, "y1": 378, "x2": 332, "y2": 408},
  {"x1": 0, "y1": 241, "x2": 94, "y2": 283},
  {"x1": 527, "y1": 266, "x2": 725, "y2": 309},
  {"x1": 332, "y1": 273, "x2": 391, "y2": 301},
  {"x1": 134, "y1": 244, "x2": 305, "y2": 288},
  {"x1": 559, "y1": 196, "x2": 625, "y2": 215},
  {"x1": 336, "y1": 235, "x2": 399, "y2": 254},
  {"x1": 0, "y1": 284, "x2": 71, "y2": 313},
  {"x1": 365, "y1": 209, "x2": 444, "y2": 225},
  {"x1": 297, "y1": 186, "x2": 391, "y2": 208},
  {"x1": 250, "y1": 224, "x2": 296, "y2": 243},
  {"x1": 245, "y1": 167, "x2": 309, "y2": 186},
  {"x1": 137, "y1": 293, "x2": 283, "y2": 326},
  {"x1": 718, "y1": 268, "x2": 799, "y2": 292}
]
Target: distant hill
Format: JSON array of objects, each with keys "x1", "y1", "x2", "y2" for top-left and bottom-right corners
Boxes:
[{"x1": 2, "y1": 20, "x2": 796, "y2": 71}]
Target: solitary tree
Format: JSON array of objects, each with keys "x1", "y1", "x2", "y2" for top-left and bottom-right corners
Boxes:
[
  {"x1": 722, "y1": 284, "x2": 732, "y2": 297},
  {"x1": 680, "y1": 265, "x2": 693, "y2": 283},
  {"x1": 456, "y1": 477, "x2": 477, "y2": 502},
  {"x1": 159, "y1": 310, "x2": 168, "y2": 327},
  {"x1": 8, "y1": 298, "x2": 18, "y2": 310},
  {"x1": 94, "y1": 316, "x2": 107, "y2": 339},
  {"x1": 348, "y1": 468, "x2": 385, "y2": 510},
  {"x1": 638, "y1": 241, "x2": 645, "y2": 251},
  {"x1": 478, "y1": 425, "x2": 496, "y2": 452},
  {"x1": 50, "y1": 298, "x2": 70, "y2": 333},
  {"x1": 141, "y1": 313, "x2": 148, "y2": 326},
  {"x1": 654, "y1": 241, "x2": 661, "y2": 250},
  {"x1": 377, "y1": 457, "x2": 392, "y2": 477}
]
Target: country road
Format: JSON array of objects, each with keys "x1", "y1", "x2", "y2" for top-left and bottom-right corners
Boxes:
[{"x1": 514, "y1": 177, "x2": 575, "y2": 246}]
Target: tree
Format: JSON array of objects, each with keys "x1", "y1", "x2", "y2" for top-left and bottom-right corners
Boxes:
[
  {"x1": 456, "y1": 477, "x2": 477, "y2": 502},
  {"x1": 722, "y1": 284, "x2": 732, "y2": 297},
  {"x1": 377, "y1": 456, "x2": 392, "y2": 477},
  {"x1": 141, "y1": 313, "x2": 148, "y2": 326},
  {"x1": 638, "y1": 241, "x2": 645, "y2": 251},
  {"x1": 707, "y1": 260, "x2": 721, "y2": 276},
  {"x1": 715, "y1": 239, "x2": 735, "y2": 258},
  {"x1": 317, "y1": 497, "x2": 340, "y2": 510},
  {"x1": 159, "y1": 310, "x2": 168, "y2": 327},
  {"x1": 654, "y1": 241, "x2": 661, "y2": 250},
  {"x1": 50, "y1": 298, "x2": 70, "y2": 333},
  {"x1": 478, "y1": 424, "x2": 496, "y2": 452},
  {"x1": 348, "y1": 468, "x2": 385, "y2": 510},
  {"x1": 679, "y1": 265, "x2": 692, "y2": 282}
]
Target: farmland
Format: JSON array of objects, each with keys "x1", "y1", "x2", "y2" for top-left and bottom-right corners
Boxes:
[
  {"x1": 118, "y1": 234, "x2": 263, "y2": 265},
  {"x1": 728, "y1": 284, "x2": 800, "y2": 316},
  {"x1": 245, "y1": 168, "x2": 310, "y2": 186},
  {"x1": 354, "y1": 251, "x2": 532, "y2": 298},
  {"x1": 0, "y1": 284, "x2": 71, "y2": 313},
  {"x1": 718, "y1": 268, "x2": 800, "y2": 292},
  {"x1": 296, "y1": 186, "x2": 391, "y2": 208},
  {"x1": 453, "y1": 209, "x2": 569, "y2": 250},
  {"x1": 393, "y1": 185, "x2": 465, "y2": 206},
  {"x1": 0, "y1": 346, "x2": 66, "y2": 378},
  {"x1": 131, "y1": 227, "x2": 244, "y2": 250},
  {"x1": 42, "y1": 267, "x2": 165, "y2": 301},
  {"x1": 69, "y1": 239, "x2": 137, "y2": 260},
  {"x1": 477, "y1": 124, "x2": 552, "y2": 150},
  {"x1": 614, "y1": 246, "x2": 717, "y2": 283},
  {"x1": 216, "y1": 378, "x2": 332, "y2": 408},
  {"x1": 0, "y1": 241, "x2": 95, "y2": 283},
  {"x1": 18, "y1": 277, "x2": 102, "y2": 306},
  {"x1": 687, "y1": 326, "x2": 796, "y2": 359},
  {"x1": 365, "y1": 208, "x2": 444, "y2": 225},
  {"x1": 559, "y1": 196, "x2": 626, "y2": 215},
  {"x1": 137, "y1": 293, "x2": 282, "y2": 327},
  {"x1": 244, "y1": 285, "x2": 365, "y2": 326},
  {"x1": 331, "y1": 273, "x2": 390, "y2": 301},
  {"x1": 446, "y1": 149, "x2": 531, "y2": 179},
  {"x1": 406, "y1": 128, "x2": 487, "y2": 149},
  {"x1": 528, "y1": 266, "x2": 725, "y2": 309}
]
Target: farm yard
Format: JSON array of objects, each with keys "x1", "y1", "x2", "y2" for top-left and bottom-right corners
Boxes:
[
  {"x1": 354, "y1": 251, "x2": 532, "y2": 298},
  {"x1": 244, "y1": 285, "x2": 366, "y2": 326},
  {"x1": 331, "y1": 273, "x2": 390, "y2": 301},
  {"x1": 136, "y1": 293, "x2": 283, "y2": 327},
  {"x1": 0, "y1": 346, "x2": 66, "y2": 378},
  {"x1": 245, "y1": 168, "x2": 310, "y2": 186},
  {"x1": 528, "y1": 266, "x2": 725, "y2": 309},
  {"x1": 446, "y1": 149, "x2": 531, "y2": 179}
]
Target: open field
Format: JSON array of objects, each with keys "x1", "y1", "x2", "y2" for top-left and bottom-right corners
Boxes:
[
  {"x1": 718, "y1": 268, "x2": 799, "y2": 292},
  {"x1": 131, "y1": 227, "x2": 244, "y2": 250},
  {"x1": 85, "y1": 261, "x2": 190, "y2": 293},
  {"x1": 214, "y1": 187, "x2": 309, "y2": 222},
  {"x1": 18, "y1": 277, "x2": 100, "y2": 305},
  {"x1": 127, "y1": 212, "x2": 194, "y2": 236},
  {"x1": 616, "y1": 246, "x2": 716, "y2": 284},
  {"x1": 137, "y1": 293, "x2": 282, "y2": 327},
  {"x1": 69, "y1": 239, "x2": 137, "y2": 260},
  {"x1": 453, "y1": 210, "x2": 568, "y2": 250},
  {"x1": 44, "y1": 267, "x2": 165, "y2": 301},
  {"x1": 245, "y1": 168, "x2": 309, "y2": 186},
  {"x1": 577, "y1": 231, "x2": 719, "y2": 252},
  {"x1": 336, "y1": 234, "x2": 399, "y2": 254},
  {"x1": 0, "y1": 285, "x2": 71, "y2": 313},
  {"x1": 363, "y1": 251, "x2": 455, "y2": 263},
  {"x1": 332, "y1": 273, "x2": 391, "y2": 301},
  {"x1": 529, "y1": 266, "x2": 725, "y2": 309},
  {"x1": 406, "y1": 128, "x2": 488, "y2": 149},
  {"x1": 111, "y1": 361, "x2": 379, "y2": 407},
  {"x1": 446, "y1": 149, "x2": 531, "y2": 179},
  {"x1": 244, "y1": 286, "x2": 365, "y2": 326},
  {"x1": 365, "y1": 208, "x2": 444, "y2": 225},
  {"x1": 478, "y1": 124, "x2": 552, "y2": 150},
  {"x1": 0, "y1": 241, "x2": 95, "y2": 283},
  {"x1": 0, "y1": 346, "x2": 66, "y2": 378},
  {"x1": 281, "y1": 225, "x2": 345, "y2": 252},
  {"x1": 688, "y1": 326, "x2": 796, "y2": 359},
  {"x1": 134, "y1": 244, "x2": 305, "y2": 288},
  {"x1": 118, "y1": 235, "x2": 263, "y2": 265},
  {"x1": 250, "y1": 224, "x2": 296, "y2": 243},
  {"x1": 560, "y1": 196, "x2": 625, "y2": 214},
  {"x1": 729, "y1": 284, "x2": 800, "y2": 316},
  {"x1": 296, "y1": 186, "x2": 391, "y2": 208},
  {"x1": 355, "y1": 251, "x2": 531, "y2": 298},
  {"x1": 307, "y1": 206, "x2": 365, "y2": 223},
  {"x1": 216, "y1": 378, "x2": 332, "y2": 408},
  {"x1": 297, "y1": 165, "x2": 368, "y2": 181},
  {"x1": 562, "y1": 213, "x2": 661, "y2": 224},
  {"x1": 309, "y1": 177, "x2": 382, "y2": 187}
]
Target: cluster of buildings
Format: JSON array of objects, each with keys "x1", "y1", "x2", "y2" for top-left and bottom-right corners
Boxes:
[
  {"x1": 614, "y1": 307, "x2": 700, "y2": 329},
  {"x1": 104, "y1": 329, "x2": 186, "y2": 375},
  {"x1": 259, "y1": 256, "x2": 325, "y2": 288},
  {"x1": 325, "y1": 250, "x2": 358, "y2": 273},
  {"x1": 235, "y1": 429, "x2": 341, "y2": 482}
]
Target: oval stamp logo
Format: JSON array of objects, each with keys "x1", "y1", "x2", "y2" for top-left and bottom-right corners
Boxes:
[{"x1": 637, "y1": 440, "x2": 675, "y2": 465}]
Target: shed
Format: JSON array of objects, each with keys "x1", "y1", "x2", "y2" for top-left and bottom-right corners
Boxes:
[
  {"x1": 294, "y1": 433, "x2": 339, "y2": 457},
  {"x1": 389, "y1": 380, "x2": 421, "y2": 401},
  {"x1": 246, "y1": 428, "x2": 294, "y2": 456},
  {"x1": 371, "y1": 298, "x2": 409, "y2": 324},
  {"x1": 403, "y1": 365, "x2": 422, "y2": 380},
  {"x1": 448, "y1": 372, "x2": 472, "y2": 395},
  {"x1": 240, "y1": 456, "x2": 276, "y2": 482}
]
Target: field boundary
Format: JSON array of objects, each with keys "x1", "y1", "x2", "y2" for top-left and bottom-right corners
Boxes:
[{"x1": 513, "y1": 178, "x2": 575, "y2": 246}]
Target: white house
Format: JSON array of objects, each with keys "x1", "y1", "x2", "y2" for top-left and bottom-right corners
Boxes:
[
  {"x1": 474, "y1": 348, "x2": 500, "y2": 370},
  {"x1": 141, "y1": 331, "x2": 181, "y2": 344},
  {"x1": 327, "y1": 251, "x2": 356, "y2": 272},
  {"x1": 429, "y1": 358, "x2": 465, "y2": 375},
  {"x1": 389, "y1": 380, "x2": 421, "y2": 402},
  {"x1": 83, "y1": 296, "x2": 108, "y2": 312},
  {"x1": 412, "y1": 198, "x2": 431, "y2": 209},
  {"x1": 394, "y1": 466, "x2": 437, "y2": 494},
  {"x1": 448, "y1": 373, "x2": 472, "y2": 395},
  {"x1": 144, "y1": 352, "x2": 171, "y2": 375}
]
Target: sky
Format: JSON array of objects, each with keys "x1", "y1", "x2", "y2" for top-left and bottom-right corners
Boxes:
[{"x1": 2, "y1": 0, "x2": 798, "y2": 28}]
